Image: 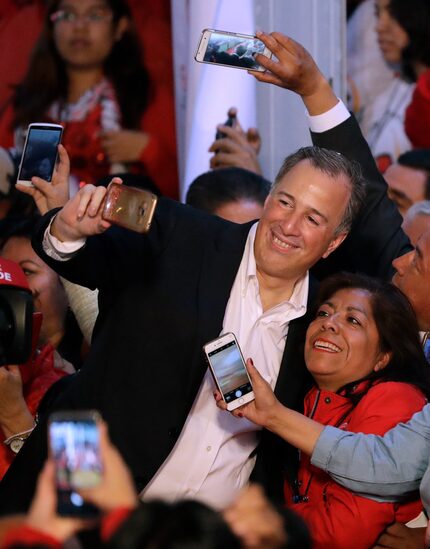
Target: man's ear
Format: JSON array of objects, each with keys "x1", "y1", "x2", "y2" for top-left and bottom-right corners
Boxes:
[
  {"x1": 321, "y1": 231, "x2": 348, "y2": 259},
  {"x1": 115, "y1": 16, "x2": 129, "y2": 42}
]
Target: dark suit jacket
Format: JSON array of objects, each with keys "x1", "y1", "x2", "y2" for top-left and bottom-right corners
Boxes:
[{"x1": 0, "y1": 114, "x2": 410, "y2": 513}]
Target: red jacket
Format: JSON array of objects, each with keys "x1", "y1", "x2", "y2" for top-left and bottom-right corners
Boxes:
[
  {"x1": 285, "y1": 381, "x2": 426, "y2": 549},
  {"x1": 405, "y1": 69, "x2": 430, "y2": 149}
]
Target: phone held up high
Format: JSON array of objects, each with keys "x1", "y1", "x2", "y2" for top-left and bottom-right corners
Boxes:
[
  {"x1": 195, "y1": 29, "x2": 272, "y2": 72},
  {"x1": 203, "y1": 332, "x2": 254, "y2": 411},
  {"x1": 48, "y1": 410, "x2": 102, "y2": 517},
  {"x1": 16, "y1": 123, "x2": 63, "y2": 187}
]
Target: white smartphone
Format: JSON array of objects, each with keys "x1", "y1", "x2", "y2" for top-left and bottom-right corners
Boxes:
[
  {"x1": 48, "y1": 410, "x2": 102, "y2": 517},
  {"x1": 203, "y1": 332, "x2": 254, "y2": 411},
  {"x1": 195, "y1": 29, "x2": 272, "y2": 72},
  {"x1": 16, "y1": 122, "x2": 63, "y2": 186}
]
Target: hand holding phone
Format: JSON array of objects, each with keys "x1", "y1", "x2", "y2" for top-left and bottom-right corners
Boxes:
[
  {"x1": 215, "y1": 112, "x2": 236, "y2": 141},
  {"x1": 16, "y1": 123, "x2": 63, "y2": 187},
  {"x1": 195, "y1": 29, "x2": 272, "y2": 72},
  {"x1": 204, "y1": 332, "x2": 254, "y2": 411}
]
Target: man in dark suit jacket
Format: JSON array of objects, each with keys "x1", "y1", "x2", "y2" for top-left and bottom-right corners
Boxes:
[{"x1": 0, "y1": 33, "x2": 409, "y2": 513}]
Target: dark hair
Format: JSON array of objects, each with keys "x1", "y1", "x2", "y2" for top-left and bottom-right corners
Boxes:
[
  {"x1": 388, "y1": 0, "x2": 430, "y2": 81},
  {"x1": 398, "y1": 149, "x2": 430, "y2": 199},
  {"x1": 186, "y1": 167, "x2": 271, "y2": 214},
  {"x1": 313, "y1": 272, "x2": 430, "y2": 400},
  {"x1": 0, "y1": 214, "x2": 41, "y2": 247},
  {"x1": 107, "y1": 500, "x2": 241, "y2": 549},
  {"x1": 13, "y1": 0, "x2": 149, "y2": 129},
  {"x1": 274, "y1": 147, "x2": 365, "y2": 235}
]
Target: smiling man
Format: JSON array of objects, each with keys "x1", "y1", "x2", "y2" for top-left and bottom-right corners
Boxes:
[{"x1": 0, "y1": 33, "x2": 410, "y2": 514}]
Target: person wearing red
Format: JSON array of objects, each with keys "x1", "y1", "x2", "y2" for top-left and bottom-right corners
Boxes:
[
  {"x1": 0, "y1": 258, "x2": 67, "y2": 480},
  {"x1": 216, "y1": 273, "x2": 430, "y2": 549},
  {"x1": 0, "y1": 0, "x2": 178, "y2": 198}
]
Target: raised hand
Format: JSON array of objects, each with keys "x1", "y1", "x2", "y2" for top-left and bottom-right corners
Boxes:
[
  {"x1": 16, "y1": 144, "x2": 71, "y2": 215},
  {"x1": 251, "y1": 31, "x2": 338, "y2": 115}
]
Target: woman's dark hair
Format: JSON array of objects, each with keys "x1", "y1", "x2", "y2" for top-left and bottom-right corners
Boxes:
[
  {"x1": 388, "y1": 0, "x2": 430, "y2": 81},
  {"x1": 13, "y1": 0, "x2": 149, "y2": 129},
  {"x1": 312, "y1": 272, "x2": 430, "y2": 400},
  {"x1": 186, "y1": 167, "x2": 271, "y2": 215},
  {"x1": 107, "y1": 500, "x2": 241, "y2": 549}
]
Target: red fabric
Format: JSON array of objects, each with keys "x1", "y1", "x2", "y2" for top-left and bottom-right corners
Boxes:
[
  {"x1": 3, "y1": 524, "x2": 61, "y2": 549},
  {"x1": 100, "y1": 506, "x2": 134, "y2": 541},
  {"x1": 285, "y1": 382, "x2": 426, "y2": 549},
  {"x1": 405, "y1": 69, "x2": 430, "y2": 149},
  {"x1": 0, "y1": 343, "x2": 66, "y2": 480}
]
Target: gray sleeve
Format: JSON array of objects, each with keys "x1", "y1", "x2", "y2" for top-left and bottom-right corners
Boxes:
[{"x1": 310, "y1": 404, "x2": 430, "y2": 498}]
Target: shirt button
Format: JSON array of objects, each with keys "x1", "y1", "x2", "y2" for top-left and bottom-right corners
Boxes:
[
  {"x1": 324, "y1": 397, "x2": 331, "y2": 404},
  {"x1": 206, "y1": 445, "x2": 212, "y2": 452}
]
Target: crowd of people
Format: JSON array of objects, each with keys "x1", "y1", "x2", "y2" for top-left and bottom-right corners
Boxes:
[{"x1": 2, "y1": 0, "x2": 430, "y2": 547}]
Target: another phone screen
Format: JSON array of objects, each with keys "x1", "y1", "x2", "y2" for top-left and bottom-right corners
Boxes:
[
  {"x1": 19, "y1": 126, "x2": 62, "y2": 182},
  {"x1": 49, "y1": 418, "x2": 102, "y2": 517},
  {"x1": 207, "y1": 340, "x2": 252, "y2": 402},
  {"x1": 204, "y1": 32, "x2": 265, "y2": 70}
]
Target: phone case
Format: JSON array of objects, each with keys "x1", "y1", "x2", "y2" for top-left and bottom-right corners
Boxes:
[{"x1": 102, "y1": 183, "x2": 158, "y2": 233}]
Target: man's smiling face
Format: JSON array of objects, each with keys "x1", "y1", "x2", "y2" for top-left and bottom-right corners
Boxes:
[{"x1": 254, "y1": 159, "x2": 351, "y2": 284}]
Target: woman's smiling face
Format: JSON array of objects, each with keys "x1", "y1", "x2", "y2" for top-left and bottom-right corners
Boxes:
[{"x1": 304, "y1": 287, "x2": 390, "y2": 392}]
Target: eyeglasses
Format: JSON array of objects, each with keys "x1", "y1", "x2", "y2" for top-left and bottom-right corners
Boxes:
[{"x1": 50, "y1": 9, "x2": 113, "y2": 25}]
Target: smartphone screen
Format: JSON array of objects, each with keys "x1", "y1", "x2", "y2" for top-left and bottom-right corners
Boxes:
[
  {"x1": 206, "y1": 339, "x2": 253, "y2": 404},
  {"x1": 17, "y1": 124, "x2": 63, "y2": 183},
  {"x1": 201, "y1": 31, "x2": 267, "y2": 70},
  {"x1": 49, "y1": 413, "x2": 102, "y2": 517}
]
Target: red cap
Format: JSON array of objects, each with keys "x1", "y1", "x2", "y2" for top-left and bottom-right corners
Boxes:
[{"x1": 0, "y1": 257, "x2": 30, "y2": 291}]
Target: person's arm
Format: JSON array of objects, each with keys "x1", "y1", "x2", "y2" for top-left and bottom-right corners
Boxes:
[{"x1": 251, "y1": 31, "x2": 411, "y2": 279}]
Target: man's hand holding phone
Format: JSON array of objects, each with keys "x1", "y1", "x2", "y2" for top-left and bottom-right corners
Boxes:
[
  {"x1": 50, "y1": 181, "x2": 118, "y2": 243},
  {"x1": 250, "y1": 31, "x2": 338, "y2": 116}
]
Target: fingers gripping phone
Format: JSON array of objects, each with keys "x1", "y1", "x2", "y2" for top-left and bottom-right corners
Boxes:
[
  {"x1": 195, "y1": 29, "x2": 272, "y2": 72},
  {"x1": 48, "y1": 410, "x2": 102, "y2": 517},
  {"x1": 102, "y1": 182, "x2": 158, "y2": 233},
  {"x1": 16, "y1": 123, "x2": 63, "y2": 186},
  {"x1": 204, "y1": 332, "x2": 254, "y2": 411},
  {"x1": 215, "y1": 112, "x2": 236, "y2": 141}
]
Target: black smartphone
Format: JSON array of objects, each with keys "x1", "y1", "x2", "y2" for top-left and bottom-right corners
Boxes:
[
  {"x1": 195, "y1": 29, "x2": 271, "y2": 72},
  {"x1": 203, "y1": 332, "x2": 254, "y2": 411},
  {"x1": 215, "y1": 113, "x2": 236, "y2": 140},
  {"x1": 16, "y1": 123, "x2": 63, "y2": 186},
  {"x1": 48, "y1": 410, "x2": 102, "y2": 517}
]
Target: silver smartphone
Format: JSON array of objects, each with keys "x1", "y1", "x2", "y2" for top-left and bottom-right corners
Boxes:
[
  {"x1": 195, "y1": 29, "x2": 272, "y2": 72},
  {"x1": 16, "y1": 122, "x2": 63, "y2": 186},
  {"x1": 48, "y1": 410, "x2": 102, "y2": 517},
  {"x1": 203, "y1": 332, "x2": 254, "y2": 411}
]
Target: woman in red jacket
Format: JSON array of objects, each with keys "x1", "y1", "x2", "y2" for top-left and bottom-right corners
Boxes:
[
  {"x1": 0, "y1": 0, "x2": 178, "y2": 198},
  {"x1": 217, "y1": 272, "x2": 430, "y2": 549}
]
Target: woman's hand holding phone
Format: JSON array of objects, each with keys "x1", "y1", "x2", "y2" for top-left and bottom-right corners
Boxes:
[
  {"x1": 16, "y1": 144, "x2": 71, "y2": 215},
  {"x1": 214, "y1": 358, "x2": 282, "y2": 428}
]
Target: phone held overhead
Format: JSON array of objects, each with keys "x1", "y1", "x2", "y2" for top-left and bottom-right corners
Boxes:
[
  {"x1": 16, "y1": 123, "x2": 63, "y2": 187},
  {"x1": 204, "y1": 332, "x2": 254, "y2": 411},
  {"x1": 48, "y1": 410, "x2": 102, "y2": 517},
  {"x1": 195, "y1": 29, "x2": 272, "y2": 72}
]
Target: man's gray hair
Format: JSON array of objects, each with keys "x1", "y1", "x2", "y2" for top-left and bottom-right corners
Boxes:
[{"x1": 272, "y1": 146, "x2": 366, "y2": 235}]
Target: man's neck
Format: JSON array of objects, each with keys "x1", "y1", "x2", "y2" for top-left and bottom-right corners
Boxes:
[{"x1": 256, "y1": 268, "x2": 303, "y2": 312}]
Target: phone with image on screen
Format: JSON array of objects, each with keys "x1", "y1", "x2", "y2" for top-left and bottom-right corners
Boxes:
[
  {"x1": 203, "y1": 332, "x2": 254, "y2": 411},
  {"x1": 48, "y1": 410, "x2": 102, "y2": 517},
  {"x1": 195, "y1": 29, "x2": 272, "y2": 72},
  {"x1": 16, "y1": 123, "x2": 63, "y2": 187}
]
